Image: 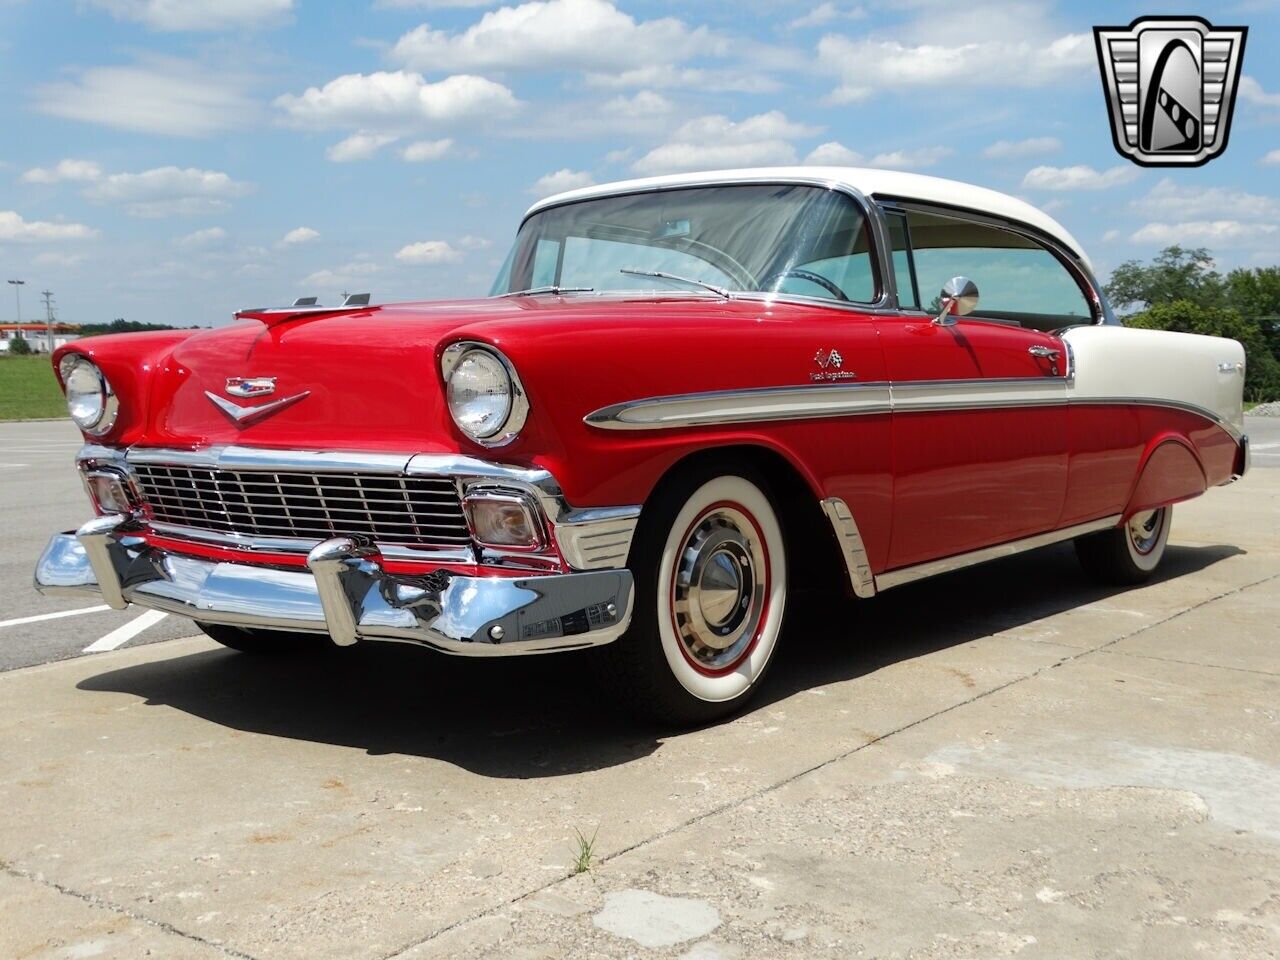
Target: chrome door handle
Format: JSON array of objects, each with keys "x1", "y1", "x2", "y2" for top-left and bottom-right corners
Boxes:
[{"x1": 1028, "y1": 345, "x2": 1060, "y2": 360}]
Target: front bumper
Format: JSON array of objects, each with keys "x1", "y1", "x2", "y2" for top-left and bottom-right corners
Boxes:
[{"x1": 35, "y1": 515, "x2": 634, "y2": 655}]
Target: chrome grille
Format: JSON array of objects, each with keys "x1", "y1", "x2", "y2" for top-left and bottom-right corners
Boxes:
[{"x1": 132, "y1": 463, "x2": 470, "y2": 548}]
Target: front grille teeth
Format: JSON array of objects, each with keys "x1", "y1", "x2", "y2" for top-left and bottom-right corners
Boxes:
[{"x1": 131, "y1": 464, "x2": 470, "y2": 549}]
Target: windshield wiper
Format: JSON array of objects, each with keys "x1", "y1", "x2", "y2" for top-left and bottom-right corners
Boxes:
[
  {"x1": 619, "y1": 268, "x2": 730, "y2": 298},
  {"x1": 502, "y1": 285, "x2": 595, "y2": 297}
]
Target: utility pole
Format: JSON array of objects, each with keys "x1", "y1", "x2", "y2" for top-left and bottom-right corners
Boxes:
[
  {"x1": 6, "y1": 278, "x2": 23, "y2": 325},
  {"x1": 41, "y1": 290, "x2": 55, "y2": 355}
]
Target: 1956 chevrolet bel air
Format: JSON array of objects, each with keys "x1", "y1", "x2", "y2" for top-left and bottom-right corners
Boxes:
[{"x1": 35, "y1": 167, "x2": 1250, "y2": 722}]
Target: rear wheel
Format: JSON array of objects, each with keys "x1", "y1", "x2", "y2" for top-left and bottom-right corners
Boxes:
[
  {"x1": 602, "y1": 464, "x2": 788, "y2": 725},
  {"x1": 196, "y1": 621, "x2": 321, "y2": 654},
  {"x1": 1074, "y1": 506, "x2": 1172, "y2": 585}
]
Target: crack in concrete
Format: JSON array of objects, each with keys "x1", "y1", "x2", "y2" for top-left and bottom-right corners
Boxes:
[
  {"x1": 1, "y1": 862, "x2": 262, "y2": 960},
  {"x1": 376, "y1": 568, "x2": 1280, "y2": 960}
]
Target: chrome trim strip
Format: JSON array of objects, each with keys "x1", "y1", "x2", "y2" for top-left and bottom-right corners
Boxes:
[
  {"x1": 146, "y1": 520, "x2": 476, "y2": 563},
  {"x1": 819, "y1": 498, "x2": 875, "y2": 599},
  {"x1": 893, "y1": 377, "x2": 1067, "y2": 412},
  {"x1": 1070, "y1": 396, "x2": 1245, "y2": 442},
  {"x1": 586, "y1": 382, "x2": 892, "y2": 430},
  {"x1": 874, "y1": 514, "x2": 1123, "y2": 591},
  {"x1": 128, "y1": 445, "x2": 413, "y2": 474}
]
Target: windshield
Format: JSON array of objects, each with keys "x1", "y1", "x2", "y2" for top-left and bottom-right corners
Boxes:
[{"x1": 491, "y1": 184, "x2": 878, "y2": 304}]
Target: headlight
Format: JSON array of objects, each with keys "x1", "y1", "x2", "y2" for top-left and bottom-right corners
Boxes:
[
  {"x1": 442, "y1": 343, "x2": 528, "y2": 445},
  {"x1": 59, "y1": 355, "x2": 118, "y2": 436}
]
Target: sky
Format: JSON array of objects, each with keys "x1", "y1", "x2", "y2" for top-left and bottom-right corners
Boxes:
[{"x1": 0, "y1": 0, "x2": 1277, "y2": 328}]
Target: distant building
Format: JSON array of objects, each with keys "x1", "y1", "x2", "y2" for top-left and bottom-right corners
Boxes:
[{"x1": 0, "y1": 323, "x2": 79, "y2": 353}]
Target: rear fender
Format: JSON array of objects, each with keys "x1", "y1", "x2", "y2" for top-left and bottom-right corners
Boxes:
[{"x1": 1122, "y1": 432, "x2": 1207, "y2": 520}]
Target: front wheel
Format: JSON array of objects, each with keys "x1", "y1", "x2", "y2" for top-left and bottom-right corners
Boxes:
[
  {"x1": 1074, "y1": 506, "x2": 1172, "y2": 585},
  {"x1": 602, "y1": 465, "x2": 788, "y2": 725}
]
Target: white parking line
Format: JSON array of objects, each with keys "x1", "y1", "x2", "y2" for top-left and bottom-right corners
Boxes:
[
  {"x1": 84, "y1": 610, "x2": 168, "y2": 653},
  {"x1": 0, "y1": 604, "x2": 112, "y2": 629}
]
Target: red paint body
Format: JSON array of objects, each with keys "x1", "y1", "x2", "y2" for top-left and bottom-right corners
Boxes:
[{"x1": 55, "y1": 294, "x2": 1239, "y2": 584}]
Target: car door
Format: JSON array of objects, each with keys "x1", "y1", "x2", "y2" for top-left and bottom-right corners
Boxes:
[{"x1": 875, "y1": 206, "x2": 1085, "y2": 570}]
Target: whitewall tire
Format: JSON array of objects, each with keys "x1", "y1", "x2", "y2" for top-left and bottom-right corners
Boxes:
[
  {"x1": 600, "y1": 464, "x2": 788, "y2": 724},
  {"x1": 1075, "y1": 506, "x2": 1172, "y2": 585}
]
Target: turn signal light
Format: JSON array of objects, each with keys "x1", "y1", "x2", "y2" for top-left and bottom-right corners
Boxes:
[
  {"x1": 464, "y1": 493, "x2": 543, "y2": 550},
  {"x1": 83, "y1": 471, "x2": 134, "y2": 515}
]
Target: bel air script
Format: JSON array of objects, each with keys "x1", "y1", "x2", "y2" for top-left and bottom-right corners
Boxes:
[{"x1": 36, "y1": 166, "x2": 1250, "y2": 724}]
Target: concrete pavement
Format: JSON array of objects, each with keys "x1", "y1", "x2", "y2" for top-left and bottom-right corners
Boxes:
[{"x1": 0, "y1": 421, "x2": 1277, "y2": 959}]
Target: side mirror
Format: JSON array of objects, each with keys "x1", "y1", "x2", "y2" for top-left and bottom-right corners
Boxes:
[{"x1": 934, "y1": 276, "x2": 979, "y2": 326}]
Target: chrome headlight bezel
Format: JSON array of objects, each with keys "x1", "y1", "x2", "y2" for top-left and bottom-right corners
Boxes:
[
  {"x1": 59, "y1": 355, "x2": 119, "y2": 437},
  {"x1": 441, "y1": 342, "x2": 529, "y2": 447}
]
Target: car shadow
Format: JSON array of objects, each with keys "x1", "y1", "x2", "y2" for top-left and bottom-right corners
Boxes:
[{"x1": 77, "y1": 540, "x2": 1242, "y2": 777}]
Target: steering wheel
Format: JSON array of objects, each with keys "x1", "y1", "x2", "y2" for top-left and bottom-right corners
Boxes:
[{"x1": 760, "y1": 269, "x2": 849, "y2": 301}]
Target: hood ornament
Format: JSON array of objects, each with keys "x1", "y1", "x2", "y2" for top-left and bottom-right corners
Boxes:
[{"x1": 205, "y1": 388, "x2": 310, "y2": 426}]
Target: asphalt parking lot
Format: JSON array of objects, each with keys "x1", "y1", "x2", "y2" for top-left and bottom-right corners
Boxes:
[{"x1": 2, "y1": 417, "x2": 1279, "y2": 959}]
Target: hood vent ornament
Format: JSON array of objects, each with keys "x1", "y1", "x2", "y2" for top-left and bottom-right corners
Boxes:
[{"x1": 205, "y1": 389, "x2": 311, "y2": 426}]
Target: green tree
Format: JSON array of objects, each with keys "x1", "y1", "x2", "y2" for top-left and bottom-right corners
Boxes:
[
  {"x1": 1225, "y1": 266, "x2": 1280, "y2": 357},
  {"x1": 7, "y1": 334, "x2": 33, "y2": 355},
  {"x1": 1105, "y1": 246, "x2": 1225, "y2": 314},
  {"x1": 1125, "y1": 300, "x2": 1280, "y2": 401}
]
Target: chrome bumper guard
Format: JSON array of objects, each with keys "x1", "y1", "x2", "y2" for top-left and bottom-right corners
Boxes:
[{"x1": 35, "y1": 515, "x2": 634, "y2": 656}]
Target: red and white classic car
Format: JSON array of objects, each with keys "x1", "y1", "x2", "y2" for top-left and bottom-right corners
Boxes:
[{"x1": 35, "y1": 167, "x2": 1250, "y2": 723}]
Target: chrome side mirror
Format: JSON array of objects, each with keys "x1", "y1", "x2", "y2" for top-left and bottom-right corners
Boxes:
[{"x1": 934, "y1": 276, "x2": 979, "y2": 326}]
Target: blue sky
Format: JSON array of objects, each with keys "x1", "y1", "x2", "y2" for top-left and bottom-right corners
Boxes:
[{"x1": 1, "y1": 0, "x2": 1277, "y2": 327}]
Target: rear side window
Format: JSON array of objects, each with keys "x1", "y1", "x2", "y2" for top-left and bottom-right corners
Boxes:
[{"x1": 895, "y1": 209, "x2": 1093, "y2": 329}]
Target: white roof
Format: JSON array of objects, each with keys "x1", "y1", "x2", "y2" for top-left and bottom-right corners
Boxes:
[{"x1": 525, "y1": 166, "x2": 1092, "y2": 272}]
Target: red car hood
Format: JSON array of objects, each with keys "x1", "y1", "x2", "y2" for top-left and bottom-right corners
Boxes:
[{"x1": 146, "y1": 298, "x2": 537, "y2": 452}]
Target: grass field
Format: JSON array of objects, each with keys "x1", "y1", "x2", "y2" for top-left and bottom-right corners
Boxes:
[{"x1": 0, "y1": 354, "x2": 66, "y2": 421}]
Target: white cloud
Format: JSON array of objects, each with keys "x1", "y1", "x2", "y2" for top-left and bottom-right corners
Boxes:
[
  {"x1": 1239, "y1": 76, "x2": 1280, "y2": 108},
  {"x1": 529, "y1": 169, "x2": 596, "y2": 196},
  {"x1": 281, "y1": 226, "x2": 319, "y2": 245},
  {"x1": 804, "y1": 141, "x2": 864, "y2": 165},
  {"x1": 33, "y1": 251, "x2": 87, "y2": 267},
  {"x1": 400, "y1": 138, "x2": 454, "y2": 162},
  {"x1": 1264, "y1": 150, "x2": 1280, "y2": 166},
  {"x1": 1129, "y1": 178, "x2": 1280, "y2": 221},
  {"x1": 389, "y1": 0, "x2": 718, "y2": 74},
  {"x1": 302, "y1": 259, "x2": 380, "y2": 291},
  {"x1": 1021, "y1": 164, "x2": 1137, "y2": 191},
  {"x1": 85, "y1": 166, "x2": 253, "y2": 217},
  {"x1": 1130, "y1": 221, "x2": 1279, "y2": 246},
  {"x1": 1101, "y1": 229, "x2": 1120, "y2": 242},
  {"x1": 600, "y1": 90, "x2": 674, "y2": 119},
  {"x1": 21, "y1": 159, "x2": 103, "y2": 184},
  {"x1": 326, "y1": 132, "x2": 400, "y2": 162},
  {"x1": 175, "y1": 226, "x2": 227, "y2": 248},
  {"x1": 631, "y1": 111, "x2": 818, "y2": 175},
  {"x1": 817, "y1": 31, "x2": 1091, "y2": 103},
  {"x1": 458, "y1": 235, "x2": 491, "y2": 249},
  {"x1": 788, "y1": 3, "x2": 864, "y2": 29},
  {"x1": 0, "y1": 211, "x2": 98, "y2": 243},
  {"x1": 276, "y1": 71, "x2": 519, "y2": 131},
  {"x1": 85, "y1": 0, "x2": 293, "y2": 31},
  {"x1": 395, "y1": 240, "x2": 463, "y2": 264},
  {"x1": 868, "y1": 146, "x2": 953, "y2": 169},
  {"x1": 583, "y1": 65, "x2": 779, "y2": 94},
  {"x1": 982, "y1": 136, "x2": 1061, "y2": 160},
  {"x1": 34, "y1": 56, "x2": 256, "y2": 137}
]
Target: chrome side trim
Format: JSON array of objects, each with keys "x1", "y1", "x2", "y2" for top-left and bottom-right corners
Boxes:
[
  {"x1": 584, "y1": 380, "x2": 1243, "y2": 436},
  {"x1": 1070, "y1": 396, "x2": 1245, "y2": 442},
  {"x1": 146, "y1": 520, "x2": 476, "y2": 563},
  {"x1": 819, "y1": 498, "x2": 875, "y2": 599},
  {"x1": 586, "y1": 382, "x2": 892, "y2": 430},
  {"x1": 554, "y1": 506, "x2": 642, "y2": 570},
  {"x1": 874, "y1": 514, "x2": 1123, "y2": 591}
]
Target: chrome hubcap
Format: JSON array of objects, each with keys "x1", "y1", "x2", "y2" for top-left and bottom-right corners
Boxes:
[
  {"x1": 1127, "y1": 508, "x2": 1163, "y2": 554},
  {"x1": 673, "y1": 506, "x2": 767, "y2": 671}
]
